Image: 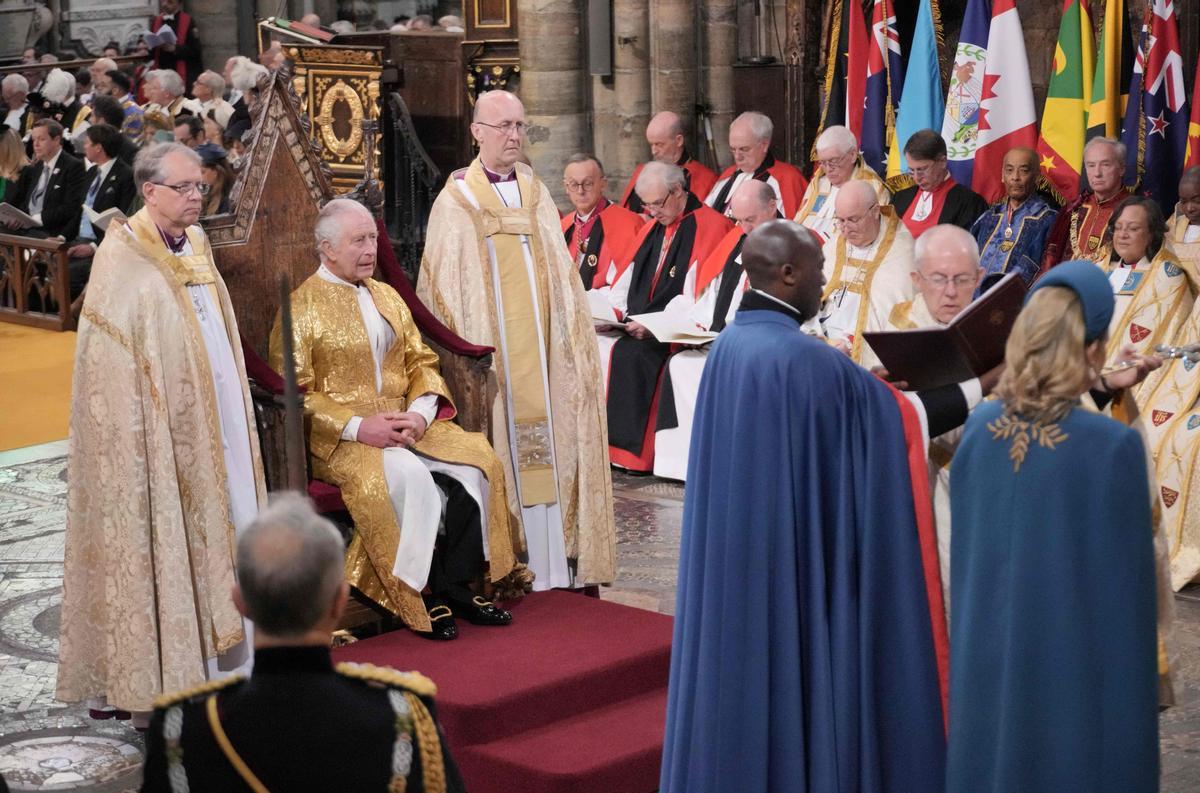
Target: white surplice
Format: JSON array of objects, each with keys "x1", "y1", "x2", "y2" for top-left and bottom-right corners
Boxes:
[{"x1": 452, "y1": 177, "x2": 571, "y2": 591}]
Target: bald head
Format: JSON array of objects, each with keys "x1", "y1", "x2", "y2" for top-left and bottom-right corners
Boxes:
[
  {"x1": 472, "y1": 90, "x2": 527, "y2": 172},
  {"x1": 833, "y1": 180, "x2": 882, "y2": 247},
  {"x1": 743, "y1": 220, "x2": 825, "y2": 319},
  {"x1": 1180, "y1": 166, "x2": 1200, "y2": 226},
  {"x1": 913, "y1": 224, "x2": 983, "y2": 323},
  {"x1": 473, "y1": 89, "x2": 523, "y2": 122},
  {"x1": 729, "y1": 180, "x2": 779, "y2": 234},
  {"x1": 646, "y1": 111, "x2": 686, "y2": 164}
]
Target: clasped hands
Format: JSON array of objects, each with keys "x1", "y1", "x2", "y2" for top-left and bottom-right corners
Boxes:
[{"x1": 357, "y1": 411, "x2": 428, "y2": 449}]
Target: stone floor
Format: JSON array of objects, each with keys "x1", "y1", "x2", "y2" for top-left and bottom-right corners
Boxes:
[{"x1": 0, "y1": 443, "x2": 1196, "y2": 790}]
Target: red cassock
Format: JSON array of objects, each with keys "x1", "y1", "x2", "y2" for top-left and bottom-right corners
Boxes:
[
  {"x1": 706, "y1": 154, "x2": 809, "y2": 218},
  {"x1": 621, "y1": 153, "x2": 719, "y2": 215},
  {"x1": 560, "y1": 199, "x2": 646, "y2": 289}
]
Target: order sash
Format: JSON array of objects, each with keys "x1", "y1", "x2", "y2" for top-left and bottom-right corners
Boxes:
[{"x1": 464, "y1": 162, "x2": 557, "y2": 506}]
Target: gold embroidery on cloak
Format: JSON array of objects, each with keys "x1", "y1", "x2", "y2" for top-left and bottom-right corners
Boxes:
[{"x1": 824, "y1": 208, "x2": 901, "y2": 361}]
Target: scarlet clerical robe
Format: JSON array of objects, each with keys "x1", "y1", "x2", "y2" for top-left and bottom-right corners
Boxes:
[
  {"x1": 418, "y1": 159, "x2": 616, "y2": 590},
  {"x1": 270, "y1": 269, "x2": 521, "y2": 632},
  {"x1": 58, "y1": 209, "x2": 266, "y2": 713},
  {"x1": 621, "y1": 151, "x2": 718, "y2": 215},
  {"x1": 560, "y1": 198, "x2": 645, "y2": 289},
  {"x1": 892, "y1": 178, "x2": 989, "y2": 239},
  {"x1": 705, "y1": 153, "x2": 809, "y2": 218}
]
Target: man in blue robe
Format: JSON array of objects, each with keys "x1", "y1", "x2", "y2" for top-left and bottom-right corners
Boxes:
[
  {"x1": 969, "y1": 147, "x2": 1057, "y2": 288},
  {"x1": 660, "y1": 220, "x2": 949, "y2": 793}
]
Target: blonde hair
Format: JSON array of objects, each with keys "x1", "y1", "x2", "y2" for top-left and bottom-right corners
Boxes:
[
  {"x1": 994, "y1": 287, "x2": 1095, "y2": 425},
  {"x1": 0, "y1": 128, "x2": 28, "y2": 181}
]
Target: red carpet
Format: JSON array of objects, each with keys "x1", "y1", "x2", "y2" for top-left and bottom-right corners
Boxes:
[{"x1": 333, "y1": 590, "x2": 673, "y2": 793}]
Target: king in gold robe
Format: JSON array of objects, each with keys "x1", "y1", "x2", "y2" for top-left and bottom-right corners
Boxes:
[
  {"x1": 271, "y1": 263, "x2": 522, "y2": 634},
  {"x1": 58, "y1": 206, "x2": 266, "y2": 714},
  {"x1": 419, "y1": 144, "x2": 616, "y2": 591}
]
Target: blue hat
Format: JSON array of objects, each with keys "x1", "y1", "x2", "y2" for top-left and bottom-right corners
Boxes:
[{"x1": 1028, "y1": 260, "x2": 1114, "y2": 343}]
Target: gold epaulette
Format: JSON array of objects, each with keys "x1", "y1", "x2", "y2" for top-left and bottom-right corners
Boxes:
[
  {"x1": 152, "y1": 674, "x2": 245, "y2": 710},
  {"x1": 335, "y1": 662, "x2": 438, "y2": 698}
]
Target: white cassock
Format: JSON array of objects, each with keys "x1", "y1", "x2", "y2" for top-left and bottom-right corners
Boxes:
[
  {"x1": 452, "y1": 177, "x2": 571, "y2": 590},
  {"x1": 652, "y1": 260, "x2": 748, "y2": 482},
  {"x1": 313, "y1": 265, "x2": 491, "y2": 592}
]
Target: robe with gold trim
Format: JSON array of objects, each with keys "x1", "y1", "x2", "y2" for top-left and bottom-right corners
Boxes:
[
  {"x1": 1040, "y1": 188, "x2": 1132, "y2": 272},
  {"x1": 793, "y1": 161, "x2": 891, "y2": 242},
  {"x1": 270, "y1": 272, "x2": 520, "y2": 632},
  {"x1": 57, "y1": 208, "x2": 266, "y2": 712},
  {"x1": 417, "y1": 159, "x2": 616, "y2": 589}
]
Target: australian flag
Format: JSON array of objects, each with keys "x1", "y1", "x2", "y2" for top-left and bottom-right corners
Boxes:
[
  {"x1": 1124, "y1": 0, "x2": 1190, "y2": 213},
  {"x1": 862, "y1": 0, "x2": 904, "y2": 175}
]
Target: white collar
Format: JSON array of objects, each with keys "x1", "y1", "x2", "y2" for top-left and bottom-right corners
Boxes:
[
  {"x1": 39, "y1": 149, "x2": 63, "y2": 173},
  {"x1": 317, "y1": 261, "x2": 362, "y2": 288}
]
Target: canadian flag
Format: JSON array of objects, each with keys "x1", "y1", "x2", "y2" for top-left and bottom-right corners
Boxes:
[{"x1": 971, "y1": 0, "x2": 1039, "y2": 203}]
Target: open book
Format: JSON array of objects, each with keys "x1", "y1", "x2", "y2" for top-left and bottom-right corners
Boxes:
[
  {"x1": 142, "y1": 26, "x2": 178, "y2": 49},
  {"x1": 627, "y1": 311, "x2": 718, "y2": 345},
  {"x1": 84, "y1": 205, "x2": 127, "y2": 233},
  {"x1": 588, "y1": 289, "x2": 624, "y2": 326},
  {"x1": 0, "y1": 203, "x2": 40, "y2": 230},
  {"x1": 862, "y1": 271, "x2": 1027, "y2": 390}
]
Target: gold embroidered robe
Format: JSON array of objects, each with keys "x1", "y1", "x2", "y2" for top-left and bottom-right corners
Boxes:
[
  {"x1": 793, "y1": 161, "x2": 891, "y2": 241},
  {"x1": 417, "y1": 159, "x2": 616, "y2": 586},
  {"x1": 57, "y1": 208, "x2": 266, "y2": 712},
  {"x1": 269, "y1": 273, "x2": 520, "y2": 632}
]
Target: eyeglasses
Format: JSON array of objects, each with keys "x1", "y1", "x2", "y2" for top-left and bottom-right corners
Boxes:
[
  {"x1": 563, "y1": 180, "x2": 598, "y2": 193},
  {"x1": 918, "y1": 273, "x2": 977, "y2": 290},
  {"x1": 834, "y1": 205, "x2": 877, "y2": 227},
  {"x1": 817, "y1": 152, "x2": 853, "y2": 169},
  {"x1": 475, "y1": 120, "x2": 527, "y2": 136},
  {"x1": 640, "y1": 190, "x2": 678, "y2": 211},
  {"x1": 152, "y1": 181, "x2": 211, "y2": 197}
]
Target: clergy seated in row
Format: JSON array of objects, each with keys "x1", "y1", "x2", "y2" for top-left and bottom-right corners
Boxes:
[
  {"x1": 63, "y1": 124, "x2": 136, "y2": 300},
  {"x1": 654, "y1": 180, "x2": 778, "y2": 481},
  {"x1": 1, "y1": 119, "x2": 88, "y2": 239},
  {"x1": 141, "y1": 69, "x2": 198, "y2": 144},
  {"x1": 1170, "y1": 167, "x2": 1200, "y2": 268},
  {"x1": 595, "y1": 161, "x2": 732, "y2": 472},
  {"x1": 969, "y1": 146, "x2": 1057, "y2": 287},
  {"x1": 793, "y1": 124, "x2": 890, "y2": 243},
  {"x1": 418, "y1": 90, "x2": 617, "y2": 593},
  {"x1": 813, "y1": 179, "x2": 915, "y2": 368},
  {"x1": 892, "y1": 128, "x2": 988, "y2": 240},
  {"x1": 621, "y1": 111, "x2": 717, "y2": 215},
  {"x1": 271, "y1": 199, "x2": 521, "y2": 641},
  {"x1": 1040, "y1": 136, "x2": 1133, "y2": 271},
  {"x1": 705, "y1": 111, "x2": 807, "y2": 219},
  {"x1": 560, "y1": 152, "x2": 644, "y2": 290},
  {"x1": 1093, "y1": 196, "x2": 1195, "y2": 399}
]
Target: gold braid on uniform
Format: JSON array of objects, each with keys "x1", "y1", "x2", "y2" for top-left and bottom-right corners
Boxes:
[
  {"x1": 152, "y1": 674, "x2": 245, "y2": 709},
  {"x1": 406, "y1": 692, "x2": 446, "y2": 793},
  {"x1": 335, "y1": 662, "x2": 438, "y2": 697}
]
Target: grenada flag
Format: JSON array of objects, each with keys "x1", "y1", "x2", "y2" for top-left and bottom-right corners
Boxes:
[{"x1": 1036, "y1": 0, "x2": 1095, "y2": 201}]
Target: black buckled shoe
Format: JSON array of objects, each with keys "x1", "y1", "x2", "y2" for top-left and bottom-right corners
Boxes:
[
  {"x1": 449, "y1": 595, "x2": 513, "y2": 626},
  {"x1": 417, "y1": 604, "x2": 458, "y2": 641}
]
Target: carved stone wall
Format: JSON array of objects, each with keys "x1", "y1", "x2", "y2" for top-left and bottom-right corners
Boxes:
[{"x1": 61, "y1": 0, "x2": 155, "y2": 55}]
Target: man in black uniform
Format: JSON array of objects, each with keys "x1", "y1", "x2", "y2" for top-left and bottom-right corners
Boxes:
[{"x1": 141, "y1": 493, "x2": 466, "y2": 793}]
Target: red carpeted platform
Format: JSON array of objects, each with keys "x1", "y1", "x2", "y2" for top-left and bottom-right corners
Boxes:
[{"x1": 332, "y1": 590, "x2": 673, "y2": 793}]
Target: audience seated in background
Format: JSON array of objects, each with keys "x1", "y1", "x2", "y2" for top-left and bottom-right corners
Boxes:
[
  {"x1": 89, "y1": 95, "x2": 140, "y2": 166},
  {"x1": 2, "y1": 119, "x2": 88, "y2": 239},
  {"x1": 192, "y1": 70, "x2": 234, "y2": 127},
  {"x1": 0, "y1": 128, "x2": 28, "y2": 202},
  {"x1": 2, "y1": 74, "x2": 32, "y2": 136},
  {"x1": 65, "y1": 123, "x2": 136, "y2": 299},
  {"x1": 173, "y1": 115, "x2": 204, "y2": 149},
  {"x1": 197, "y1": 142, "x2": 233, "y2": 214},
  {"x1": 102, "y1": 70, "x2": 144, "y2": 140}
]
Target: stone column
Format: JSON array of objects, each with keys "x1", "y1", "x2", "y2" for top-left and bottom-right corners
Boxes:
[
  {"x1": 604, "y1": 0, "x2": 651, "y2": 195},
  {"x1": 649, "y1": 0, "x2": 696, "y2": 153},
  {"x1": 701, "y1": 0, "x2": 736, "y2": 171},
  {"x1": 518, "y1": 0, "x2": 588, "y2": 209},
  {"x1": 189, "y1": 0, "x2": 241, "y2": 70}
]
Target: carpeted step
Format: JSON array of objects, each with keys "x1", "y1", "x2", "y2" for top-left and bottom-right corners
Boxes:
[
  {"x1": 456, "y1": 688, "x2": 668, "y2": 793},
  {"x1": 333, "y1": 590, "x2": 674, "y2": 746}
]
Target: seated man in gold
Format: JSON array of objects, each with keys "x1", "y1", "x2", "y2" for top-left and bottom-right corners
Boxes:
[{"x1": 271, "y1": 198, "x2": 523, "y2": 641}]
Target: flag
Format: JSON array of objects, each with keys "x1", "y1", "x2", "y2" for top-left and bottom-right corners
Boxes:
[
  {"x1": 941, "y1": 0, "x2": 991, "y2": 187},
  {"x1": 971, "y1": 0, "x2": 1038, "y2": 203},
  {"x1": 862, "y1": 0, "x2": 904, "y2": 175},
  {"x1": 1185, "y1": 47, "x2": 1200, "y2": 169},
  {"x1": 1125, "y1": 0, "x2": 1190, "y2": 212},
  {"x1": 887, "y1": 0, "x2": 944, "y2": 180},
  {"x1": 1120, "y1": 9, "x2": 1148, "y2": 185},
  {"x1": 817, "y1": 0, "x2": 870, "y2": 143},
  {"x1": 1036, "y1": 0, "x2": 1095, "y2": 202},
  {"x1": 1086, "y1": 0, "x2": 1134, "y2": 140}
]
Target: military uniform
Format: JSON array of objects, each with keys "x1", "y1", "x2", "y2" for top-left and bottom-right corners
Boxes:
[{"x1": 141, "y1": 646, "x2": 465, "y2": 793}]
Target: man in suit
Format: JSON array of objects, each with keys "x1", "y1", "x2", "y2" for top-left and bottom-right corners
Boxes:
[
  {"x1": 3, "y1": 119, "x2": 88, "y2": 239},
  {"x1": 66, "y1": 124, "x2": 136, "y2": 299},
  {"x1": 88, "y1": 95, "x2": 140, "y2": 167},
  {"x1": 140, "y1": 492, "x2": 467, "y2": 793}
]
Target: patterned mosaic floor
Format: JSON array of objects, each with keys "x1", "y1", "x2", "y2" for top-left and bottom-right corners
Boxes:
[{"x1": 0, "y1": 444, "x2": 1196, "y2": 790}]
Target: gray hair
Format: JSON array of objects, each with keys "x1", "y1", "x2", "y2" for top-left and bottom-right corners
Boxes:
[
  {"x1": 133, "y1": 142, "x2": 201, "y2": 191},
  {"x1": 1, "y1": 74, "x2": 28, "y2": 95},
  {"x1": 636, "y1": 160, "x2": 686, "y2": 195},
  {"x1": 147, "y1": 68, "x2": 185, "y2": 98},
  {"x1": 1083, "y1": 136, "x2": 1127, "y2": 165},
  {"x1": 914, "y1": 223, "x2": 981, "y2": 270},
  {"x1": 315, "y1": 197, "x2": 372, "y2": 251},
  {"x1": 236, "y1": 492, "x2": 346, "y2": 637},
  {"x1": 92, "y1": 57, "x2": 118, "y2": 73},
  {"x1": 565, "y1": 152, "x2": 605, "y2": 176},
  {"x1": 231, "y1": 60, "x2": 269, "y2": 92},
  {"x1": 734, "y1": 111, "x2": 773, "y2": 143},
  {"x1": 815, "y1": 125, "x2": 858, "y2": 157},
  {"x1": 197, "y1": 69, "x2": 226, "y2": 97}
]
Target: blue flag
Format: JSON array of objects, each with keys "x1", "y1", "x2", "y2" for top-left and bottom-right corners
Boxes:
[
  {"x1": 941, "y1": 0, "x2": 992, "y2": 187},
  {"x1": 862, "y1": 0, "x2": 904, "y2": 176},
  {"x1": 888, "y1": 0, "x2": 945, "y2": 178}
]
